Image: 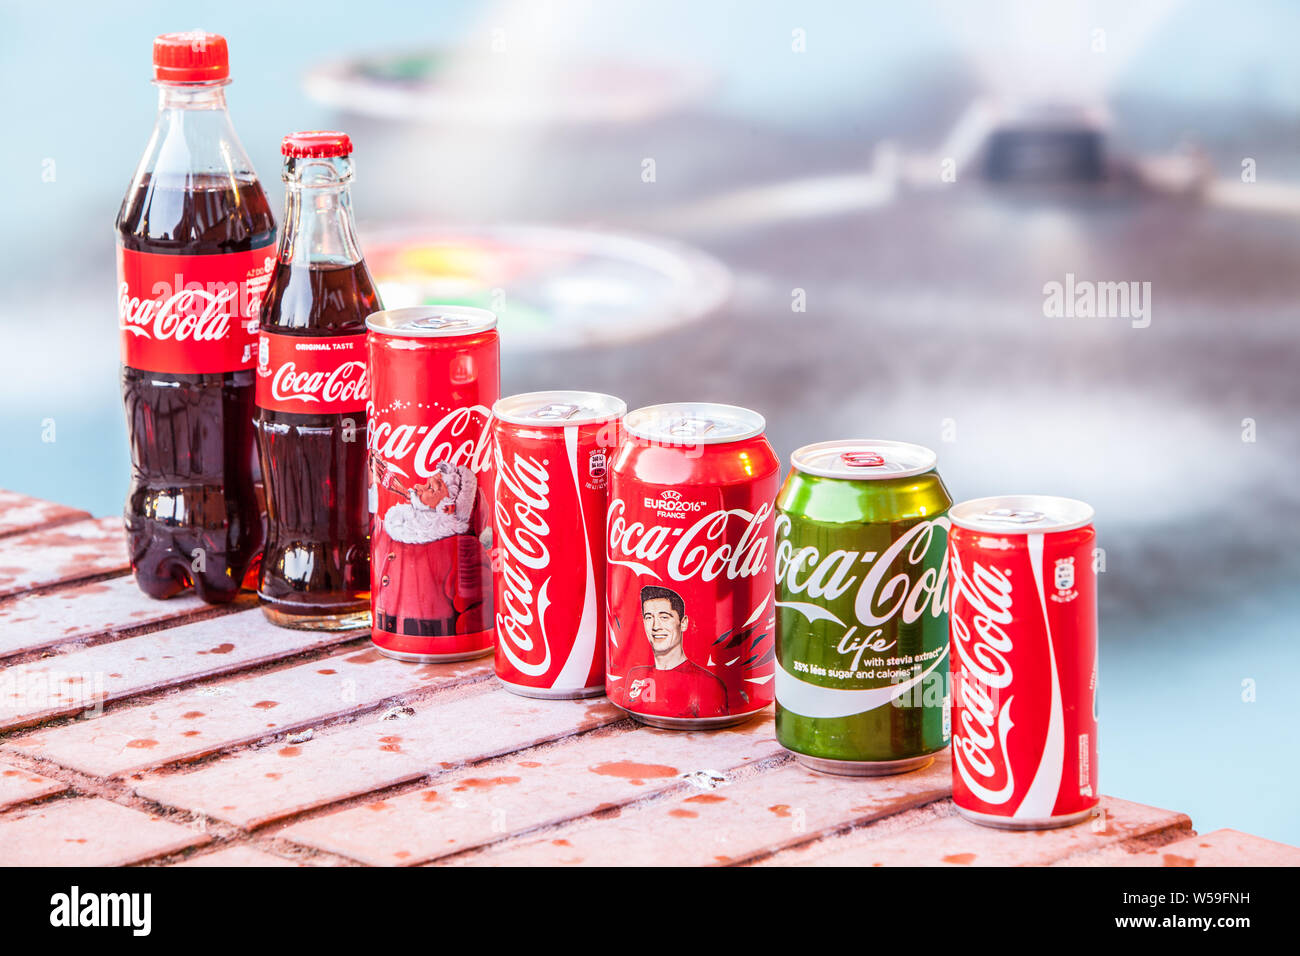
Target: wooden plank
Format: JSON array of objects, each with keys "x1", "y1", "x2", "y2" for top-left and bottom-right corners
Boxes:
[
  {"x1": 1066, "y1": 827, "x2": 1300, "y2": 867},
  {"x1": 0, "y1": 610, "x2": 357, "y2": 731},
  {"x1": 0, "y1": 490, "x2": 89, "y2": 539},
  {"x1": 172, "y1": 845, "x2": 301, "y2": 867},
  {"x1": 0, "y1": 575, "x2": 216, "y2": 661},
  {"x1": 0, "y1": 762, "x2": 67, "y2": 810},
  {"x1": 279, "y1": 712, "x2": 783, "y2": 865},
  {"x1": 0, "y1": 517, "x2": 127, "y2": 598},
  {"x1": 0, "y1": 798, "x2": 209, "y2": 866},
  {"x1": 11, "y1": 649, "x2": 490, "y2": 777},
  {"x1": 452, "y1": 751, "x2": 953, "y2": 866},
  {"x1": 765, "y1": 796, "x2": 1192, "y2": 867},
  {"x1": 133, "y1": 687, "x2": 624, "y2": 829}
]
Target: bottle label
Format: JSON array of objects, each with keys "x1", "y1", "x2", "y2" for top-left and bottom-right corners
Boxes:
[
  {"x1": 117, "y1": 245, "x2": 276, "y2": 373},
  {"x1": 255, "y1": 331, "x2": 369, "y2": 413}
]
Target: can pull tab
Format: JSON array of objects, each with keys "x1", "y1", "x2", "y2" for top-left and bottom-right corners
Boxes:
[
  {"x1": 410, "y1": 314, "x2": 471, "y2": 331},
  {"x1": 530, "y1": 402, "x2": 582, "y2": 421},
  {"x1": 982, "y1": 508, "x2": 1046, "y2": 524},
  {"x1": 666, "y1": 416, "x2": 717, "y2": 438},
  {"x1": 841, "y1": 452, "x2": 886, "y2": 468}
]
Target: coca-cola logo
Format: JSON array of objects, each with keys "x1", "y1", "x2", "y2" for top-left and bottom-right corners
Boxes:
[
  {"x1": 368, "y1": 404, "x2": 493, "y2": 477},
  {"x1": 774, "y1": 515, "x2": 949, "y2": 628},
  {"x1": 494, "y1": 447, "x2": 554, "y2": 677},
  {"x1": 118, "y1": 280, "x2": 238, "y2": 344},
  {"x1": 950, "y1": 547, "x2": 1017, "y2": 806},
  {"x1": 269, "y1": 360, "x2": 368, "y2": 405},
  {"x1": 606, "y1": 497, "x2": 769, "y2": 583}
]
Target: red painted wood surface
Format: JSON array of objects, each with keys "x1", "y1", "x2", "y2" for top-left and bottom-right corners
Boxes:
[{"x1": 0, "y1": 490, "x2": 1295, "y2": 867}]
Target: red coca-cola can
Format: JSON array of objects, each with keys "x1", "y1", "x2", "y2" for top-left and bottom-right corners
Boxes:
[
  {"x1": 365, "y1": 307, "x2": 499, "y2": 662},
  {"x1": 948, "y1": 495, "x2": 1100, "y2": 829},
  {"x1": 492, "y1": 391, "x2": 626, "y2": 699},
  {"x1": 606, "y1": 403, "x2": 779, "y2": 729}
]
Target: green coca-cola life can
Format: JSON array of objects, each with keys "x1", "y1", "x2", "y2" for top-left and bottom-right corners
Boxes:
[{"x1": 775, "y1": 440, "x2": 953, "y2": 775}]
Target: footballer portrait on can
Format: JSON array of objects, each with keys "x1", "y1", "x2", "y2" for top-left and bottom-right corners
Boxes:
[{"x1": 621, "y1": 585, "x2": 729, "y2": 718}]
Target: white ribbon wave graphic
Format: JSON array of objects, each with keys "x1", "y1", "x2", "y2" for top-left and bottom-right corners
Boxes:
[{"x1": 775, "y1": 644, "x2": 948, "y2": 719}]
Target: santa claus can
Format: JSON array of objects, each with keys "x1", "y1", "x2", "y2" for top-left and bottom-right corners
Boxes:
[
  {"x1": 365, "y1": 306, "x2": 499, "y2": 662},
  {"x1": 606, "y1": 403, "x2": 780, "y2": 729},
  {"x1": 948, "y1": 495, "x2": 1100, "y2": 829},
  {"x1": 492, "y1": 391, "x2": 626, "y2": 699}
]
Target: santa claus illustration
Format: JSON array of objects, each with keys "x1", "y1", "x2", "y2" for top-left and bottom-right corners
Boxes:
[
  {"x1": 371, "y1": 456, "x2": 492, "y2": 639},
  {"x1": 386, "y1": 463, "x2": 475, "y2": 542}
]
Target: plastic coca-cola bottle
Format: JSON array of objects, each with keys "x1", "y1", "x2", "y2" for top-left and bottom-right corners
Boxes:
[
  {"x1": 116, "y1": 32, "x2": 276, "y2": 604},
  {"x1": 254, "y1": 132, "x2": 380, "y2": 630}
]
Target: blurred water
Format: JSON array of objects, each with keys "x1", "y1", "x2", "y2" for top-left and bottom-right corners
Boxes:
[{"x1": 1, "y1": 0, "x2": 1297, "y2": 846}]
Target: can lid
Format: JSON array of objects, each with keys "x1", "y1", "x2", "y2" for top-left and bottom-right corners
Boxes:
[
  {"x1": 791, "y1": 439, "x2": 938, "y2": 480},
  {"x1": 950, "y1": 495, "x2": 1095, "y2": 534},
  {"x1": 366, "y1": 306, "x2": 498, "y2": 337},
  {"x1": 153, "y1": 31, "x2": 229, "y2": 84},
  {"x1": 282, "y1": 130, "x2": 353, "y2": 158},
  {"x1": 494, "y1": 391, "x2": 626, "y2": 427},
  {"x1": 622, "y1": 403, "x2": 765, "y2": 445}
]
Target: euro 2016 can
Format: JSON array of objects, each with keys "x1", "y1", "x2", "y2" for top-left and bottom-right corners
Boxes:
[
  {"x1": 492, "y1": 391, "x2": 626, "y2": 699},
  {"x1": 775, "y1": 440, "x2": 953, "y2": 775},
  {"x1": 365, "y1": 306, "x2": 498, "y2": 662},
  {"x1": 606, "y1": 403, "x2": 779, "y2": 730},
  {"x1": 948, "y1": 495, "x2": 1099, "y2": 829}
]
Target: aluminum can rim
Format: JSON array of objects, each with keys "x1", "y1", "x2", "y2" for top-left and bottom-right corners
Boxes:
[
  {"x1": 950, "y1": 494, "x2": 1095, "y2": 534},
  {"x1": 366, "y1": 305, "x2": 498, "y2": 337},
  {"x1": 622, "y1": 402, "x2": 765, "y2": 445},
  {"x1": 790, "y1": 438, "x2": 938, "y2": 480},
  {"x1": 493, "y1": 390, "x2": 626, "y2": 427}
]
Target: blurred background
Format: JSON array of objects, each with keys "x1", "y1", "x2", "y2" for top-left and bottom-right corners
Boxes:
[{"x1": 2, "y1": 0, "x2": 1298, "y2": 844}]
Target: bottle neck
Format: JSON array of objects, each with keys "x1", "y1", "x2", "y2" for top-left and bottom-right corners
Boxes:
[
  {"x1": 144, "y1": 81, "x2": 254, "y2": 181},
  {"x1": 156, "y1": 82, "x2": 230, "y2": 112},
  {"x1": 278, "y1": 156, "x2": 364, "y2": 267}
]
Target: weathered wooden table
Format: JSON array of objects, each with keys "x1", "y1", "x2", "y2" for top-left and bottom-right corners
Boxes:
[{"x1": 0, "y1": 489, "x2": 1295, "y2": 867}]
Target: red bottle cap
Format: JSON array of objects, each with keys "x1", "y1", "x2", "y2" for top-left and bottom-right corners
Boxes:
[
  {"x1": 153, "y1": 31, "x2": 230, "y2": 83},
  {"x1": 281, "y1": 131, "x2": 354, "y2": 159}
]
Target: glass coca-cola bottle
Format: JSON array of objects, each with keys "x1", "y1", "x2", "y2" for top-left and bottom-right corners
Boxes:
[
  {"x1": 254, "y1": 132, "x2": 380, "y2": 630},
  {"x1": 116, "y1": 31, "x2": 276, "y2": 604}
]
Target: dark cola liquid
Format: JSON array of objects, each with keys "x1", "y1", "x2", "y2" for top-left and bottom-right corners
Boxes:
[
  {"x1": 118, "y1": 174, "x2": 275, "y2": 603},
  {"x1": 256, "y1": 262, "x2": 379, "y2": 623}
]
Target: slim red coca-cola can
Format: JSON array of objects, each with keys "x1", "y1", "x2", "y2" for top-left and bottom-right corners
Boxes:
[
  {"x1": 606, "y1": 403, "x2": 779, "y2": 729},
  {"x1": 492, "y1": 391, "x2": 626, "y2": 699},
  {"x1": 365, "y1": 307, "x2": 499, "y2": 662},
  {"x1": 948, "y1": 495, "x2": 1100, "y2": 829}
]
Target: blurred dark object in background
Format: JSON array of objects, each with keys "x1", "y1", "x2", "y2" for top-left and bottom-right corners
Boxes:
[{"x1": 983, "y1": 103, "x2": 1107, "y2": 183}]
